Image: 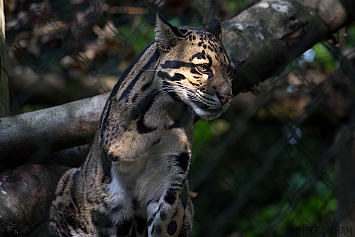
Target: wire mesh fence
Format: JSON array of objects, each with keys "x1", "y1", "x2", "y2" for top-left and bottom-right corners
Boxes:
[{"x1": 4, "y1": 0, "x2": 355, "y2": 236}]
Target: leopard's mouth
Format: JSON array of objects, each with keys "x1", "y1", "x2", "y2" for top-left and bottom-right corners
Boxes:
[
  {"x1": 188, "y1": 100, "x2": 229, "y2": 120},
  {"x1": 170, "y1": 90, "x2": 229, "y2": 120}
]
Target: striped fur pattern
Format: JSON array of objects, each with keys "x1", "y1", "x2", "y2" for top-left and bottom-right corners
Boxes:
[{"x1": 49, "y1": 14, "x2": 233, "y2": 237}]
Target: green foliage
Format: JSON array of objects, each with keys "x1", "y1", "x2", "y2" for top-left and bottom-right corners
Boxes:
[
  {"x1": 343, "y1": 24, "x2": 355, "y2": 50},
  {"x1": 166, "y1": 17, "x2": 183, "y2": 28},
  {"x1": 117, "y1": 17, "x2": 155, "y2": 54},
  {"x1": 191, "y1": 118, "x2": 336, "y2": 237},
  {"x1": 225, "y1": 0, "x2": 254, "y2": 17},
  {"x1": 312, "y1": 43, "x2": 337, "y2": 72}
]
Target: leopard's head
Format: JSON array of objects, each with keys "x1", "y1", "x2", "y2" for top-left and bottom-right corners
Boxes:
[{"x1": 155, "y1": 14, "x2": 234, "y2": 120}]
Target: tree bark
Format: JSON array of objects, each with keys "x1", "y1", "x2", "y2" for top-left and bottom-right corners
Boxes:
[
  {"x1": 1, "y1": 0, "x2": 355, "y2": 236},
  {"x1": 335, "y1": 126, "x2": 355, "y2": 237},
  {"x1": 0, "y1": 165, "x2": 69, "y2": 237},
  {"x1": 223, "y1": 0, "x2": 354, "y2": 93}
]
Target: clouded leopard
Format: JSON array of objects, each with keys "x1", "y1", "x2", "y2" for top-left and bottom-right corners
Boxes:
[{"x1": 49, "y1": 13, "x2": 233, "y2": 237}]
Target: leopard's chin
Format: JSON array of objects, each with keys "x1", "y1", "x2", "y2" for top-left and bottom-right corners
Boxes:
[
  {"x1": 196, "y1": 109, "x2": 222, "y2": 120},
  {"x1": 191, "y1": 103, "x2": 229, "y2": 120},
  {"x1": 182, "y1": 98, "x2": 230, "y2": 120},
  {"x1": 192, "y1": 100, "x2": 229, "y2": 120}
]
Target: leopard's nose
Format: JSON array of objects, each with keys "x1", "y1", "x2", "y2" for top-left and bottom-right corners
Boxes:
[{"x1": 216, "y1": 92, "x2": 232, "y2": 104}]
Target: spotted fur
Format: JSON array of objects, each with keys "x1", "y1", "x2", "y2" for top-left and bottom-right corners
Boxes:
[{"x1": 49, "y1": 13, "x2": 233, "y2": 237}]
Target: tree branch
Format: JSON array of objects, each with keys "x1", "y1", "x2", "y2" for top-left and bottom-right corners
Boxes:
[
  {"x1": 223, "y1": 0, "x2": 355, "y2": 93},
  {"x1": 0, "y1": 93, "x2": 108, "y2": 170},
  {"x1": 335, "y1": 126, "x2": 355, "y2": 237}
]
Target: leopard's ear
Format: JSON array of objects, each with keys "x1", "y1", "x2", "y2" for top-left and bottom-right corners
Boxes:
[
  {"x1": 205, "y1": 18, "x2": 222, "y2": 41},
  {"x1": 155, "y1": 13, "x2": 182, "y2": 51}
]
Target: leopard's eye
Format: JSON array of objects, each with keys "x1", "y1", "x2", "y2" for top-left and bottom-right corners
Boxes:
[{"x1": 196, "y1": 64, "x2": 211, "y2": 75}]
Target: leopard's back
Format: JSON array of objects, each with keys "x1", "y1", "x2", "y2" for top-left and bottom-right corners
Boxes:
[{"x1": 49, "y1": 13, "x2": 233, "y2": 237}]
